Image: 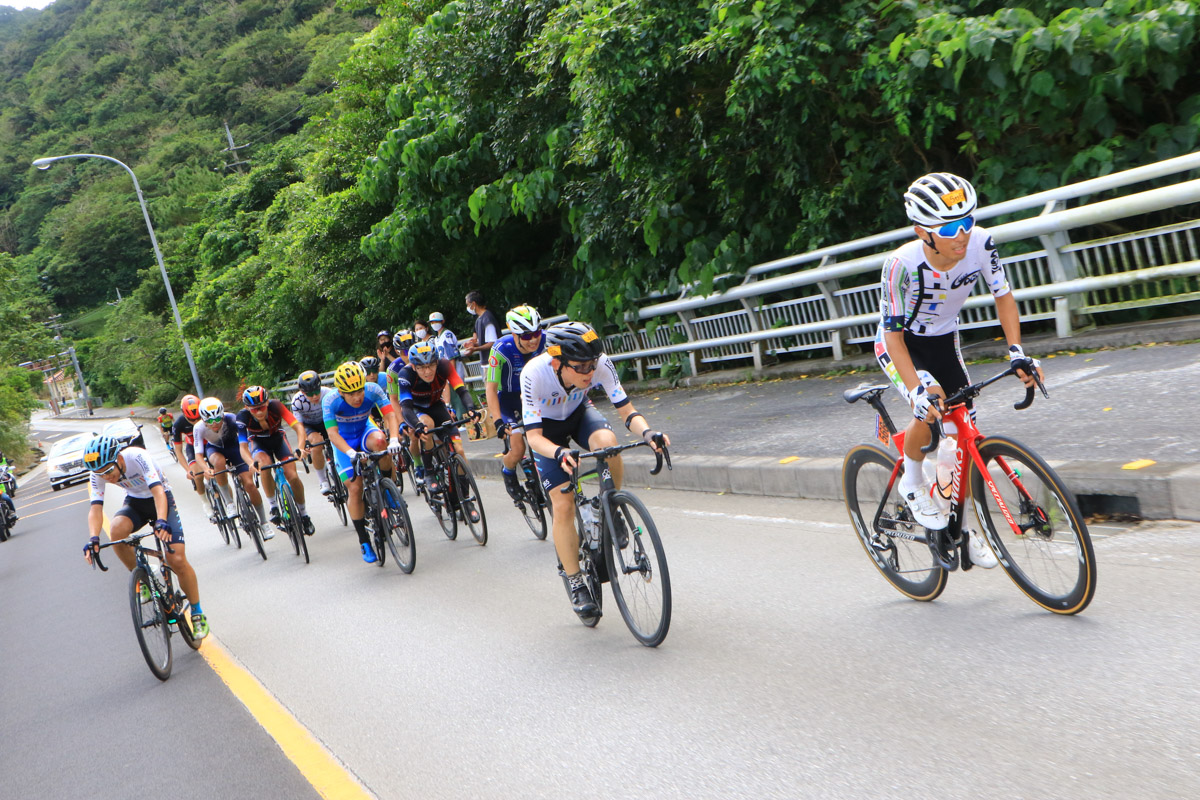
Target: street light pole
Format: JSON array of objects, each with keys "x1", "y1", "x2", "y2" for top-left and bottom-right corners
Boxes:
[{"x1": 32, "y1": 153, "x2": 205, "y2": 397}]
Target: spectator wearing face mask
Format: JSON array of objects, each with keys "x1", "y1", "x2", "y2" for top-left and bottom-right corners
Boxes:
[{"x1": 429, "y1": 311, "x2": 468, "y2": 418}]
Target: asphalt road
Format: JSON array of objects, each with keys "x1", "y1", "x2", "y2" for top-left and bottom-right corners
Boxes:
[
  {"x1": 3, "y1": 419, "x2": 1198, "y2": 799},
  {"x1": 0, "y1": 424, "x2": 320, "y2": 800},
  {"x1": 630, "y1": 340, "x2": 1200, "y2": 464}
]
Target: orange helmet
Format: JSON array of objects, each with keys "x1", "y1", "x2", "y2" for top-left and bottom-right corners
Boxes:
[{"x1": 180, "y1": 394, "x2": 201, "y2": 421}]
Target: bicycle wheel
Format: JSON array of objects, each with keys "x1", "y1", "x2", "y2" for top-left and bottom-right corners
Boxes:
[
  {"x1": 603, "y1": 491, "x2": 671, "y2": 646},
  {"x1": 379, "y1": 478, "x2": 416, "y2": 573},
  {"x1": 224, "y1": 488, "x2": 242, "y2": 549},
  {"x1": 519, "y1": 459, "x2": 548, "y2": 540},
  {"x1": 129, "y1": 567, "x2": 172, "y2": 681},
  {"x1": 324, "y1": 461, "x2": 349, "y2": 526},
  {"x1": 237, "y1": 487, "x2": 267, "y2": 561},
  {"x1": 207, "y1": 485, "x2": 231, "y2": 546},
  {"x1": 279, "y1": 487, "x2": 301, "y2": 558},
  {"x1": 842, "y1": 444, "x2": 948, "y2": 602},
  {"x1": 169, "y1": 583, "x2": 202, "y2": 652},
  {"x1": 451, "y1": 455, "x2": 487, "y2": 545},
  {"x1": 970, "y1": 435, "x2": 1096, "y2": 614},
  {"x1": 427, "y1": 454, "x2": 457, "y2": 540}
]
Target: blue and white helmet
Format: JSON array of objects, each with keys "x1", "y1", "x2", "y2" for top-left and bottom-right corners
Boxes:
[
  {"x1": 408, "y1": 342, "x2": 439, "y2": 366},
  {"x1": 904, "y1": 172, "x2": 978, "y2": 227},
  {"x1": 83, "y1": 434, "x2": 122, "y2": 472}
]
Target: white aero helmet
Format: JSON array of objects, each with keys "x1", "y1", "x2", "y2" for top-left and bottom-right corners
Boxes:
[
  {"x1": 198, "y1": 396, "x2": 225, "y2": 422},
  {"x1": 904, "y1": 172, "x2": 978, "y2": 227}
]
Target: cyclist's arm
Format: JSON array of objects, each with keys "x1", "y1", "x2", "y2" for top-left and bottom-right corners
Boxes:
[
  {"x1": 995, "y1": 292, "x2": 1023, "y2": 354},
  {"x1": 524, "y1": 426, "x2": 558, "y2": 460},
  {"x1": 443, "y1": 361, "x2": 476, "y2": 412},
  {"x1": 150, "y1": 482, "x2": 169, "y2": 524},
  {"x1": 87, "y1": 499, "x2": 105, "y2": 539},
  {"x1": 485, "y1": 381, "x2": 502, "y2": 427},
  {"x1": 326, "y1": 422, "x2": 353, "y2": 456},
  {"x1": 381, "y1": 406, "x2": 401, "y2": 440}
]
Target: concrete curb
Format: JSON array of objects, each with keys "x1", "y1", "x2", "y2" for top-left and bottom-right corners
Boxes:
[{"x1": 463, "y1": 442, "x2": 1199, "y2": 522}]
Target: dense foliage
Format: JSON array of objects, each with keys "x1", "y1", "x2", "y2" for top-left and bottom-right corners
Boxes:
[{"x1": 2, "y1": 0, "x2": 1199, "y2": 399}]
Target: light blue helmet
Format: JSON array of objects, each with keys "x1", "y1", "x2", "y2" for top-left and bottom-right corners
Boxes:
[
  {"x1": 408, "y1": 342, "x2": 439, "y2": 366},
  {"x1": 83, "y1": 434, "x2": 122, "y2": 472}
]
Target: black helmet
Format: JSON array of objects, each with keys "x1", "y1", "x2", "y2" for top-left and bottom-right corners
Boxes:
[
  {"x1": 158, "y1": 407, "x2": 167, "y2": 415},
  {"x1": 298, "y1": 370, "x2": 322, "y2": 394},
  {"x1": 359, "y1": 356, "x2": 381, "y2": 374},
  {"x1": 545, "y1": 321, "x2": 603, "y2": 362},
  {"x1": 376, "y1": 329, "x2": 393, "y2": 342}
]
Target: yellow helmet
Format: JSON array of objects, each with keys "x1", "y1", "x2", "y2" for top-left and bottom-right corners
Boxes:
[{"x1": 333, "y1": 361, "x2": 367, "y2": 392}]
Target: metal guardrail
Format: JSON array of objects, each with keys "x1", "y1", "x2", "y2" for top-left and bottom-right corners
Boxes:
[
  {"x1": 271, "y1": 155, "x2": 1200, "y2": 392},
  {"x1": 601, "y1": 154, "x2": 1200, "y2": 377}
]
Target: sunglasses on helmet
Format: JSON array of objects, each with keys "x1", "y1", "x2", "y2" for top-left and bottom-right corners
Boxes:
[{"x1": 921, "y1": 215, "x2": 975, "y2": 239}]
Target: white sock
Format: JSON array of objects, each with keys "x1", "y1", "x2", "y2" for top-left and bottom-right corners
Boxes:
[{"x1": 902, "y1": 455, "x2": 925, "y2": 489}]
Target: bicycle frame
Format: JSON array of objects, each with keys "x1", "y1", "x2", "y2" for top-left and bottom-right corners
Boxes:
[{"x1": 860, "y1": 365, "x2": 1048, "y2": 555}]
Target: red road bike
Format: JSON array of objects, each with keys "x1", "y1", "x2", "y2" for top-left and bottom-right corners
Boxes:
[{"x1": 841, "y1": 365, "x2": 1096, "y2": 614}]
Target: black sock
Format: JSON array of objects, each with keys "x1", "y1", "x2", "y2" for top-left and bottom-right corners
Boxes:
[{"x1": 352, "y1": 518, "x2": 369, "y2": 545}]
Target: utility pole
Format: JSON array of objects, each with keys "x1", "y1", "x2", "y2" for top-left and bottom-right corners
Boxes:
[
  {"x1": 67, "y1": 346, "x2": 93, "y2": 415},
  {"x1": 220, "y1": 121, "x2": 252, "y2": 173}
]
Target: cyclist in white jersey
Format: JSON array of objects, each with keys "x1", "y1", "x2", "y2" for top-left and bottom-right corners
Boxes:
[
  {"x1": 876, "y1": 172, "x2": 1043, "y2": 560},
  {"x1": 81, "y1": 435, "x2": 209, "y2": 639},
  {"x1": 521, "y1": 321, "x2": 669, "y2": 621},
  {"x1": 292, "y1": 370, "x2": 336, "y2": 495}
]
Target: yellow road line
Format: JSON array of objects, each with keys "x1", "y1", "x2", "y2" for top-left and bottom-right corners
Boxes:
[
  {"x1": 15, "y1": 488, "x2": 89, "y2": 511},
  {"x1": 200, "y1": 638, "x2": 374, "y2": 800}
]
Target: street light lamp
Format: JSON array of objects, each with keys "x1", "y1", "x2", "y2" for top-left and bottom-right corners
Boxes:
[{"x1": 32, "y1": 153, "x2": 204, "y2": 397}]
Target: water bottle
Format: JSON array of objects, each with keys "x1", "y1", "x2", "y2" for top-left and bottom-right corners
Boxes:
[
  {"x1": 578, "y1": 500, "x2": 600, "y2": 545},
  {"x1": 934, "y1": 436, "x2": 957, "y2": 510}
]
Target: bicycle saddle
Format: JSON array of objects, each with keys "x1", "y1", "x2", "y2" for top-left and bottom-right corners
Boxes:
[{"x1": 843, "y1": 384, "x2": 890, "y2": 404}]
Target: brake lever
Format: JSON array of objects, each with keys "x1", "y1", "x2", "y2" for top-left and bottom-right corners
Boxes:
[{"x1": 559, "y1": 451, "x2": 582, "y2": 493}]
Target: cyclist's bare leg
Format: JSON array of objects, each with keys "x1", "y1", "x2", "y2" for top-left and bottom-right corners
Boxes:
[
  {"x1": 549, "y1": 481, "x2": 580, "y2": 574},
  {"x1": 283, "y1": 460, "x2": 305, "y2": 506},
  {"x1": 108, "y1": 514, "x2": 137, "y2": 572},
  {"x1": 586, "y1": 427, "x2": 621, "y2": 488},
  {"x1": 162, "y1": 542, "x2": 199, "y2": 606},
  {"x1": 902, "y1": 386, "x2": 946, "y2": 465},
  {"x1": 306, "y1": 431, "x2": 326, "y2": 471},
  {"x1": 501, "y1": 432, "x2": 524, "y2": 472},
  {"x1": 255, "y1": 451, "x2": 277, "y2": 503},
  {"x1": 208, "y1": 453, "x2": 233, "y2": 502},
  {"x1": 238, "y1": 471, "x2": 263, "y2": 507},
  {"x1": 344, "y1": 474, "x2": 364, "y2": 518}
]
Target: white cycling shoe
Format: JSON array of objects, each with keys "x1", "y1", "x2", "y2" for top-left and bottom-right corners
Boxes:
[
  {"x1": 967, "y1": 530, "x2": 999, "y2": 569},
  {"x1": 899, "y1": 473, "x2": 948, "y2": 531}
]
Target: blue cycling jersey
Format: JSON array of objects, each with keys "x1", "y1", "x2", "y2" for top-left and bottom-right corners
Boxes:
[
  {"x1": 485, "y1": 333, "x2": 546, "y2": 397},
  {"x1": 322, "y1": 382, "x2": 392, "y2": 441}
]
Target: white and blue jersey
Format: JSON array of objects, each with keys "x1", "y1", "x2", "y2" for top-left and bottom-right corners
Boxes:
[
  {"x1": 322, "y1": 382, "x2": 393, "y2": 481},
  {"x1": 485, "y1": 334, "x2": 546, "y2": 421}
]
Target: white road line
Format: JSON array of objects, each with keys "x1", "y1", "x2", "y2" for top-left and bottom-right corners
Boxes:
[{"x1": 648, "y1": 506, "x2": 843, "y2": 528}]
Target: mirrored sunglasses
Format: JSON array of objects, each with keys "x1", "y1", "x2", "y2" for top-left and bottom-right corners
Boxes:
[
  {"x1": 518, "y1": 332, "x2": 540, "y2": 341},
  {"x1": 923, "y1": 215, "x2": 974, "y2": 238}
]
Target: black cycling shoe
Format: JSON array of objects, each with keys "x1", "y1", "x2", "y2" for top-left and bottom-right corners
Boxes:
[
  {"x1": 302, "y1": 515, "x2": 315, "y2": 536},
  {"x1": 502, "y1": 470, "x2": 521, "y2": 502},
  {"x1": 567, "y1": 573, "x2": 599, "y2": 619},
  {"x1": 269, "y1": 507, "x2": 282, "y2": 526}
]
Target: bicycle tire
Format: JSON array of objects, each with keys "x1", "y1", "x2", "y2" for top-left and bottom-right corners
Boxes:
[
  {"x1": 603, "y1": 491, "x2": 672, "y2": 647},
  {"x1": 237, "y1": 486, "x2": 268, "y2": 561},
  {"x1": 519, "y1": 459, "x2": 548, "y2": 540},
  {"x1": 969, "y1": 435, "x2": 1097, "y2": 615},
  {"x1": 171, "y1": 587, "x2": 202, "y2": 652},
  {"x1": 398, "y1": 448, "x2": 416, "y2": 496},
  {"x1": 571, "y1": 502, "x2": 604, "y2": 627},
  {"x1": 0, "y1": 511, "x2": 9, "y2": 542},
  {"x1": 379, "y1": 478, "x2": 416, "y2": 573},
  {"x1": 280, "y1": 485, "x2": 301, "y2": 558},
  {"x1": 129, "y1": 567, "x2": 172, "y2": 681},
  {"x1": 207, "y1": 484, "x2": 231, "y2": 546},
  {"x1": 427, "y1": 453, "x2": 457, "y2": 540},
  {"x1": 842, "y1": 444, "x2": 948, "y2": 602},
  {"x1": 450, "y1": 455, "x2": 487, "y2": 545},
  {"x1": 226, "y1": 488, "x2": 242, "y2": 549}
]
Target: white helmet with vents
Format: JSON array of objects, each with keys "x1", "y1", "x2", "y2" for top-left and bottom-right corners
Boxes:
[{"x1": 904, "y1": 173, "x2": 978, "y2": 227}]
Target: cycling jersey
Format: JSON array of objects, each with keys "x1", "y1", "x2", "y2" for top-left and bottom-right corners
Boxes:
[
  {"x1": 157, "y1": 413, "x2": 174, "y2": 432},
  {"x1": 193, "y1": 413, "x2": 245, "y2": 450},
  {"x1": 88, "y1": 447, "x2": 170, "y2": 504},
  {"x1": 291, "y1": 388, "x2": 334, "y2": 428},
  {"x1": 170, "y1": 415, "x2": 195, "y2": 446},
  {"x1": 878, "y1": 227, "x2": 1010, "y2": 337},
  {"x1": 487, "y1": 334, "x2": 547, "y2": 396},
  {"x1": 389, "y1": 359, "x2": 473, "y2": 429},
  {"x1": 322, "y1": 382, "x2": 392, "y2": 442},
  {"x1": 520, "y1": 352, "x2": 629, "y2": 430},
  {"x1": 236, "y1": 400, "x2": 297, "y2": 444}
]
